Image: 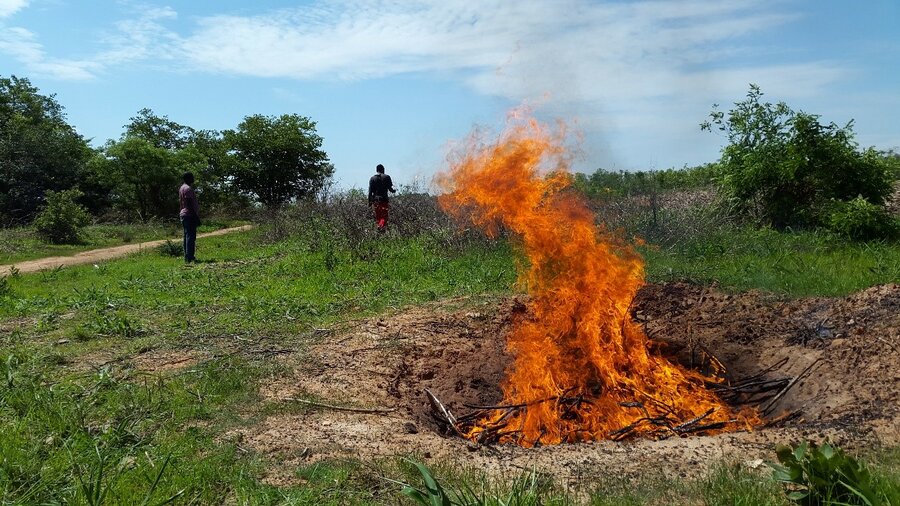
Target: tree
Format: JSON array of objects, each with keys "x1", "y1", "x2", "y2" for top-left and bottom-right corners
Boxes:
[
  {"x1": 124, "y1": 108, "x2": 195, "y2": 150},
  {"x1": 702, "y1": 84, "x2": 892, "y2": 229},
  {"x1": 101, "y1": 137, "x2": 182, "y2": 221},
  {"x1": 0, "y1": 75, "x2": 93, "y2": 225},
  {"x1": 123, "y1": 110, "x2": 249, "y2": 212},
  {"x1": 224, "y1": 114, "x2": 334, "y2": 208}
]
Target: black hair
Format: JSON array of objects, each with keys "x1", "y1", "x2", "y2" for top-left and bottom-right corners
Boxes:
[
  {"x1": 376, "y1": 164, "x2": 385, "y2": 173},
  {"x1": 183, "y1": 172, "x2": 195, "y2": 184}
]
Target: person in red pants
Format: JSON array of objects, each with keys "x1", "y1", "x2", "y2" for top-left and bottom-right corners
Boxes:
[{"x1": 368, "y1": 163, "x2": 396, "y2": 233}]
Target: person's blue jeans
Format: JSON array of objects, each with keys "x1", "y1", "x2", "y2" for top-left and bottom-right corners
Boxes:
[{"x1": 181, "y1": 215, "x2": 198, "y2": 263}]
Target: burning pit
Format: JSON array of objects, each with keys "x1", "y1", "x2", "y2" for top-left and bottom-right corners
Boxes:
[
  {"x1": 433, "y1": 116, "x2": 756, "y2": 446},
  {"x1": 245, "y1": 283, "x2": 899, "y2": 484}
]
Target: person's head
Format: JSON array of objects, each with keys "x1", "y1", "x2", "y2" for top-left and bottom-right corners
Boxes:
[
  {"x1": 183, "y1": 172, "x2": 195, "y2": 185},
  {"x1": 376, "y1": 164, "x2": 385, "y2": 174}
]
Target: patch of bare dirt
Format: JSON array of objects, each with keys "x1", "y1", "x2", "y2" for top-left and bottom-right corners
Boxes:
[{"x1": 236, "y1": 284, "x2": 900, "y2": 481}]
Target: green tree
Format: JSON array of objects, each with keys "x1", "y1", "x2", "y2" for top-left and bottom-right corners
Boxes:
[
  {"x1": 124, "y1": 108, "x2": 196, "y2": 150},
  {"x1": 224, "y1": 114, "x2": 334, "y2": 208},
  {"x1": 702, "y1": 84, "x2": 892, "y2": 229},
  {"x1": 123, "y1": 110, "x2": 248, "y2": 212},
  {"x1": 0, "y1": 75, "x2": 93, "y2": 225},
  {"x1": 101, "y1": 137, "x2": 181, "y2": 221}
]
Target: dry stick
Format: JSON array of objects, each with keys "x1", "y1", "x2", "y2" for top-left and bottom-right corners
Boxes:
[
  {"x1": 874, "y1": 335, "x2": 899, "y2": 354},
  {"x1": 674, "y1": 408, "x2": 716, "y2": 433},
  {"x1": 735, "y1": 356, "x2": 790, "y2": 384},
  {"x1": 283, "y1": 397, "x2": 396, "y2": 414},
  {"x1": 464, "y1": 396, "x2": 581, "y2": 411},
  {"x1": 424, "y1": 389, "x2": 467, "y2": 438},
  {"x1": 761, "y1": 358, "x2": 822, "y2": 415},
  {"x1": 763, "y1": 409, "x2": 802, "y2": 428}
]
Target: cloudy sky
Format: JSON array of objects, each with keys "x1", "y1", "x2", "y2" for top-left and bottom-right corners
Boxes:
[{"x1": 1, "y1": 0, "x2": 898, "y2": 187}]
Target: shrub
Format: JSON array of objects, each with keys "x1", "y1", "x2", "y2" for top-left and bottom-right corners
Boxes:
[
  {"x1": 33, "y1": 189, "x2": 91, "y2": 244},
  {"x1": 156, "y1": 239, "x2": 184, "y2": 257},
  {"x1": 825, "y1": 196, "x2": 899, "y2": 241},
  {"x1": 703, "y1": 84, "x2": 893, "y2": 229},
  {"x1": 771, "y1": 441, "x2": 880, "y2": 505}
]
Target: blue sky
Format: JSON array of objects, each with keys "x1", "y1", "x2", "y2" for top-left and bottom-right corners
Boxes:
[{"x1": 1, "y1": 0, "x2": 898, "y2": 189}]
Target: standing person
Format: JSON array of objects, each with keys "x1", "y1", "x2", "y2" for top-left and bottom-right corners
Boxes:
[
  {"x1": 368, "y1": 163, "x2": 396, "y2": 233},
  {"x1": 179, "y1": 172, "x2": 200, "y2": 263}
]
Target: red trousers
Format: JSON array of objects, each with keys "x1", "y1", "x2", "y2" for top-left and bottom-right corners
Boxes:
[{"x1": 373, "y1": 202, "x2": 390, "y2": 230}]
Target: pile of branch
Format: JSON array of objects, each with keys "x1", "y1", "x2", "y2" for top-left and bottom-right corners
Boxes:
[
  {"x1": 424, "y1": 356, "x2": 815, "y2": 446},
  {"x1": 425, "y1": 387, "x2": 740, "y2": 446}
]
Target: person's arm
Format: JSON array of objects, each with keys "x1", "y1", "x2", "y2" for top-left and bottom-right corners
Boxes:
[
  {"x1": 368, "y1": 177, "x2": 375, "y2": 205},
  {"x1": 387, "y1": 175, "x2": 397, "y2": 193},
  {"x1": 191, "y1": 188, "x2": 200, "y2": 218}
]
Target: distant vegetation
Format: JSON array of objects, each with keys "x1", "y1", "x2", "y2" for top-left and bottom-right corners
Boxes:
[
  {"x1": 0, "y1": 75, "x2": 333, "y2": 236},
  {"x1": 573, "y1": 163, "x2": 717, "y2": 199}
]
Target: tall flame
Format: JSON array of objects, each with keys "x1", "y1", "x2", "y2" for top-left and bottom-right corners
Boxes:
[{"x1": 437, "y1": 115, "x2": 752, "y2": 446}]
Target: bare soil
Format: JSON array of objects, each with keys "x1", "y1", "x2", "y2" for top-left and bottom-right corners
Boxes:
[
  {"x1": 233, "y1": 283, "x2": 900, "y2": 486},
  {"x1": 0, "y1": 225, "x2": 254, "y2": 276}
]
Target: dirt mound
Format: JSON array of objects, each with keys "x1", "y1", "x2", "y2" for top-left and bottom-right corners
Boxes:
[{"x1": 239, "y1": 283, "x2": 900, "y2": 482}]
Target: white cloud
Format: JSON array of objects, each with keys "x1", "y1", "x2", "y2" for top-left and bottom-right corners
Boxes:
[
  {"x1": 0, "y1": 0, "x2": 28, "y2": 18},
  {"x1": 0, "y1": 26, "x2": 99, "y2": 79},
  {"x1": 172, "y1": 0, "x2": 847, "y2": 167},
  {"x1": 0, "y1": 4, "x2": 177, "y2": 80},
  {"x1": 0, "y1": 0, "x2": 858, "y2": 167}
]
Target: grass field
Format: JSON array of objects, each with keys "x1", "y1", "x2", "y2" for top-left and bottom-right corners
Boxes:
[
  {"x1": 1, "y1": 208, "x2": 898, "y2": 504},
  {"x1": 643, "y1": 226, "x2": 900, "y2": 297}
]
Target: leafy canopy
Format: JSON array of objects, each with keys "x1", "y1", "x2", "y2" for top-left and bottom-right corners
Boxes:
[
  {"x1": 702, "y1": 84, "x2": 892, "y2": 229},
  {"x1": 224, "y1": 114, "x2": 334, "y2": 208},
  {"x1": 0, "y1": 76, "x2": 93, "y2": 225}
]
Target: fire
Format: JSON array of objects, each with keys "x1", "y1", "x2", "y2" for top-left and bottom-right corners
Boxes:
[{"x1": 437, "y1": 115, "x2": 756, "y2": 447}]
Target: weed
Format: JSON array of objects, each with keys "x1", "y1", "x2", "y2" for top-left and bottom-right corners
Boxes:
[
  {"x1": 0, "y1": 277, "x2": 10, "y2": 298},
  {"x1": 771, "y1": 441, "x2": 881, "y2": 505},
  {"x1": 156, "y1": 239, "x2": 184, "y2": 258}
]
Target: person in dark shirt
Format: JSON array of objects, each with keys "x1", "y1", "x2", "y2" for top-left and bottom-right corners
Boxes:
[
  {"x1": 368, "y1": 163, "x2": 396, "y2": 233},
  {"x1": 178, "y1": 172, "x2": 200, "y2": 263}
]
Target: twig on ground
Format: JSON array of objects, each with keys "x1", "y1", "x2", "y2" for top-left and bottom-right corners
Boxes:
[
  {"x1": 762, "y1": 358, "x2": 822, "y2": 415},
  {"x1": 282, "y1": 397, "x2": 396, "y2": 414}
]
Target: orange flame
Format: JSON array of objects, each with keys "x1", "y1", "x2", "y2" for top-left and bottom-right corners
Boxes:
[{"x1": 437, "y1": 115, "x2": 755, "y2": 446}]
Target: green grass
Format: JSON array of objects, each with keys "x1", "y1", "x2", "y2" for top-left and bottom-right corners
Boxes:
[
  {"x1": 0, "y1": 227, "x2": 516, "y2": 503},
  {"x1": 643, "y1": 226, "x2": 900, "y2": 297},
  {"x1": 0, "y1": 219, "x2": 245, "y2": 264},
  {"x1": 1, "y1": 219, "x2": 899, "y2": 503}
]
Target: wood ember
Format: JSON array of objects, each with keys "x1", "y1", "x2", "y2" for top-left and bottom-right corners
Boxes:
[{"x1": 425, "y1": 355, "x2": 811, "y2": 445}]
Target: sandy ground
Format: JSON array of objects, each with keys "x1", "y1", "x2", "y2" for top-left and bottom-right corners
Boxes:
[
  {"x1": 226, "y1": 282, "x2": 899, "y2": 486},
  {"x1": 0, "y1": 225, "x2": 254, "y2": 276}
]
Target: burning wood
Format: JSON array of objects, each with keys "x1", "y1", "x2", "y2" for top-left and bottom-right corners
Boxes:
[{"x1": 435, "y1": 114, "x2": 761, "y2": 447}]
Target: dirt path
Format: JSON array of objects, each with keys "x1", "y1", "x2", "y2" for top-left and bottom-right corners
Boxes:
[{"x1": 1, "y1": 225, "x2": 254, "y2": 276}]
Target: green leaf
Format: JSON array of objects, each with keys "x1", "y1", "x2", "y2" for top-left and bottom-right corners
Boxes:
[{"x1": 787, "y1": 490, "x2": 809, "y2": 501}]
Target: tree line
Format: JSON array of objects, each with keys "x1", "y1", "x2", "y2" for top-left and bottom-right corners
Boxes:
[{"x1": 0, "y1": 75, "x2": 334, "y2": 226}]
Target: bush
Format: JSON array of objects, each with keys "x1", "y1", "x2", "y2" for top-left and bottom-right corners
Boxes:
[
  {"x1": 703, "y1": 85, "x2": 893, "y2": 229},
  {"x1": 33, "y1": 189, "x2": 91, "y2": 244},
  {"x1": 825, "y1": 197, "x2": 899, "y2": 241},
  {"x1": 771, "y1": 441, "x2": 881, "y2": 505},
  {"x1": 156, "y1": 239, "x2": 184, "y2": 257}
]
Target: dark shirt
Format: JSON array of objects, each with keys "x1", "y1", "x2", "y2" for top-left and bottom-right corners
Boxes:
[
  {"x1": 179, "y1": 184, "x2": 199, "y2": 218},
  {"x1": 368, "y1": 173, "x2": 395, "y2": 203}
]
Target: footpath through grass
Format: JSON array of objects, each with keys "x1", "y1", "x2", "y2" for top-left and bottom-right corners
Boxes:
[
  {"x1": 0, "y1": 219, "x2": 245, "y2": 264},
  {"x1": 1, "y1": 219, "x2": 898, "y2": 503}
]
